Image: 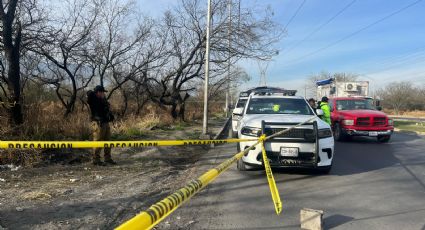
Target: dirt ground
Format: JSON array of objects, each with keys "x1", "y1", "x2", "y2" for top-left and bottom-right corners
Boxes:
[{"x1": 0, "y1": 118, "x2": 228, "y2": 230}]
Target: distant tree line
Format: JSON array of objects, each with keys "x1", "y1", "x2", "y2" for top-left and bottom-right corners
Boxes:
[
  {"x1": 0, "y1": 0, "x2": 282, "y2": 127},
  {"x1": 376, "y1": 81, "x2": 425, "y2": 115}
]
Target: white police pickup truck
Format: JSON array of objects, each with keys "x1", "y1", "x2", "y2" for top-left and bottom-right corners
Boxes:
[{"x1": 234, "y1": 92, "x2": 335, "y2": 173}]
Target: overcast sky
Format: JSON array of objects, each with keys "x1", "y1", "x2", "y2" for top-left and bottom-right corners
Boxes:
[{"x1": 137, "y1": 0, "x2": 425, "y2": 93}]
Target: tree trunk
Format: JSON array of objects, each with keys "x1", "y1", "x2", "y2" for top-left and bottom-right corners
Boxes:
[
  {"x1": 121, "y1": 90, "x2": 128, "y2": 117},
  {"x1": 177, "y1": 102, "x2": 185, "y2": 122},
  {"x1": 170, "y1": 103, "x2": 178, "y2": 119},
  {"x1": 63, "y1": 71, "x2": 78, "y2": 117},
  {"x1": 6, "y1": 48, "x2": 23, "y2": 125},
  {"x1": 2, "y1": 1, "x2": 23, "y2": 125}
]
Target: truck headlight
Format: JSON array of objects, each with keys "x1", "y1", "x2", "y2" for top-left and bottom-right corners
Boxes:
[
  {"x1": 232, "y1": 114, "x2": 243, "y2": 121},
  {"x1": 241, "y1": 126, "x2": 262, "y2": 137},
  {"x1": 318, "y1": 128, "x2": 333, "y2": 138},
  {"x1": 342, "y1": 119, "x2": 354, "y2": 125},
  {"x1": 388, "y1": 119, "x2": 393, "y2": 125}
]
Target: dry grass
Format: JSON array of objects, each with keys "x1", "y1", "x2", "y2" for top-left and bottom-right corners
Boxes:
[
  {"x1": 384, "y1": 109, "x2": 425, "y2": 118},
  {"x1": 0, "y1": 99, "x2": 225, "y2": 166}
]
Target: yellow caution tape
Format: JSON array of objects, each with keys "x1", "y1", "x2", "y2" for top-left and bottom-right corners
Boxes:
[
  {"x1": 260, "y1": 136, "x2": 282, "y2": 215},
  {"x1": 116, "y1": 117, "x2": 316, "y2": 229},
  {"x1": 116, "y1": 141, "x2": 261, "y2": 230},
  {"x1": 0, "y1": 138, "x2": 257, "y2": 149}
]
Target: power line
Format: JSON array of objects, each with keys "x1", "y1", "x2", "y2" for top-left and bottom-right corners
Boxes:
[
  {"x1": 284, "y1": 0, "x2": 357, "y2": 54},
  {"x1": 283, "y1": 0, "x2": 424, "y2": 67},
  {"x1": 283, "y1": 0, "x2": 307, "y2": 32},
  {"x1": 357, "y1": 49, "x2": 425, "y2": 75}
]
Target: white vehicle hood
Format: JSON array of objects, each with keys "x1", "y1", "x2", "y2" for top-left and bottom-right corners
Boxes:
[{"x1": 240, "y1": 114, "x2": 330, "y2": 129}]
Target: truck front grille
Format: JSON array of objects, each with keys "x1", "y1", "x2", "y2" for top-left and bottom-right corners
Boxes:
[
  {"x1": 373, "y1": 117, "x2": 386, "y2": 126},
  {"x1": 257, "y1": 151, "x2": 315, "y2": 166},
  {"x1": 356, "y1": 117, "x2": 370, "y2": 126},
  {"x1": 264, "y1": 128, "x2": 315, "y2": 141}
]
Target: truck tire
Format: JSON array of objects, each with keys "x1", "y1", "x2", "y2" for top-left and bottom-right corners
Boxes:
[
  {"x1": 334, "y1": 123, "x2": 346, "y2": 141},
  {"x1": 317, "y1": 165, "x2": 332, "y2": 174},
  {"x1": 377, "y1": 135, "x2": 391, "y2": 143},
  {"x1": 237, "y1": 158, "x2": 248, "y2": 171}
]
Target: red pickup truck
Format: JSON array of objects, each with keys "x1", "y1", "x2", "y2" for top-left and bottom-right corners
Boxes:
[{"x1": 328, "y1": 97, "x2": 394, "y2": 142}]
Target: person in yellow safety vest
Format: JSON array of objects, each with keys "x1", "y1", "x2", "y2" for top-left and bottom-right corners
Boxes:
[{"x1": 319, "y1": 96, "x2": 331, "y2": 125}]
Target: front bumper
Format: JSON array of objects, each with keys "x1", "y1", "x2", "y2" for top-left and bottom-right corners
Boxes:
[
  {"x1": 342, "y1": 128, "x2": 393, "y2": 136},
  {"x1": 238, "y1": 121, "x2": 334, "y2": 168},
  {"x1": 239, "y1": 138, "x2": 334, "y2": 168}
]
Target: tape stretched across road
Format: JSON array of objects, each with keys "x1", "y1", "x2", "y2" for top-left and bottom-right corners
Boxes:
[
  {"x1": 0, "y1": 138, "x2": 257, "y2": 149},
  {"x1": 116, "y1": 142, "x2": 261, "y2": 230},
  {"x1": 116, "y1": 116, "x2": 318, "y2": 229}
]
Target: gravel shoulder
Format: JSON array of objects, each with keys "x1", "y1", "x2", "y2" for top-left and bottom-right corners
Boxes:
[{"x1": 0, "y1": 118, "x2": 227, "y2": 230}]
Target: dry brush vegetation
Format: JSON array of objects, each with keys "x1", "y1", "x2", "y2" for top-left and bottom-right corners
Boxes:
[{"x1": 0, "y1": 0, "x2": 282, "y2": 165}]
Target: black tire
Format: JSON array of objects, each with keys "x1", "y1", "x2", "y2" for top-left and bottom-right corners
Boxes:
[
  {"x1": 333, "y1": 123, "x2": 346, "y2": 141},
  {"x1": 237, "y1": 158, "x2": 248, "y2": 171},
  {"x1": 317, "y1": 165, "x2": 332, "y2": 174},
  {"x1": 377, "y1": 135, "x2": 391, "y2": 143}
]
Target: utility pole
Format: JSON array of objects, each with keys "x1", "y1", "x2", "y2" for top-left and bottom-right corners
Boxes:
[
  {"x1": 258, "y1": 61, "x2": 269, "y2": 86},
  {"x1": 202, "y1": 0, "x2": 212, "y2": 135},
  {"x1": 225, "y1": 0, "x2": 232, "y2": 117}
]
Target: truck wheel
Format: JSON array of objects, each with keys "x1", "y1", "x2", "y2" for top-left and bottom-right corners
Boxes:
[
  {"x1": 317, "y1": 165, "x2": 332, "y2": 174},
  {"x1": 237, "y1": 158, "x2": 248, "y2": 171},
  {"x1": 377, "y1": 135, "x2": 391, "y2": 143},
  {"x1": 334, "y1": 123, "x2": 346, "y2": 141}
]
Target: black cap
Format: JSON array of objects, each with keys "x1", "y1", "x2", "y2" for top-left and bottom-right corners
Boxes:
[
  {"x1": 94, "y1": 85, "x2": 107, "y2": 92},
  {"x1": 321, "y1": 96, "x2": 329, "y2": 102}
]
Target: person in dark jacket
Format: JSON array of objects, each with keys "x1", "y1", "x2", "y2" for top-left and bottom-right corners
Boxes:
[
  {"x1": 87, "y1": 85, "x2": 116, "y2": 166},
  {"x1": 308, "y1": 98, "x2": 317, "y2": 114}
]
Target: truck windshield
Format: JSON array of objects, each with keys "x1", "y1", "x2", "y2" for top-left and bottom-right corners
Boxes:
[
  {"x1": 236, "y1": 99, "x2": 247, "y2": 108},
  {"x1": 246, "y1": 98, "x2": 314, "y2": 115},
  {"x1": 336, "y1": 100, "x2": 375, "y2": 110}
]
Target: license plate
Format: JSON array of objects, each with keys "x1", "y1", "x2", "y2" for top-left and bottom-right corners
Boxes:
[
  {"x1": 280, "y1": 147, "x2": 299, "y2": 157},
  {"x1": 369, "y1": 131, "x2": 378, "y2": 136}
]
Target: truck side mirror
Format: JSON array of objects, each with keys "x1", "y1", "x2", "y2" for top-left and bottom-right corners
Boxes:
[
  {"x1": 316, "y1": 109, "x2": 324, "y2": 116},
  {"x1": 233, "y1": 107, "x2": 244, "y2": 116}
]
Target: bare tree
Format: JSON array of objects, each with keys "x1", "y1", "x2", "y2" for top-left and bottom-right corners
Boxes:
[
  {"x1": 29, "y1": 0, "x2": 98, "y2": 116},
  {"x1": 147, "y1": 0, "x2": 282, "y2": 121},
  {"x1": 0, "y1": 0, "x2": 46, "y2": 125},
  {"x1": 376, "y1": 81, "x2": 415, "y2": 115},
  {"x1": 208, "y1": 65, "x2": 250, "y2": 100}
]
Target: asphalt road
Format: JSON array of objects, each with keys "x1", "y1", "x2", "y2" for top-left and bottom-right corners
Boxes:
[{"x1": 173, "y1": 132, "x2": 425, "y2": 230}]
